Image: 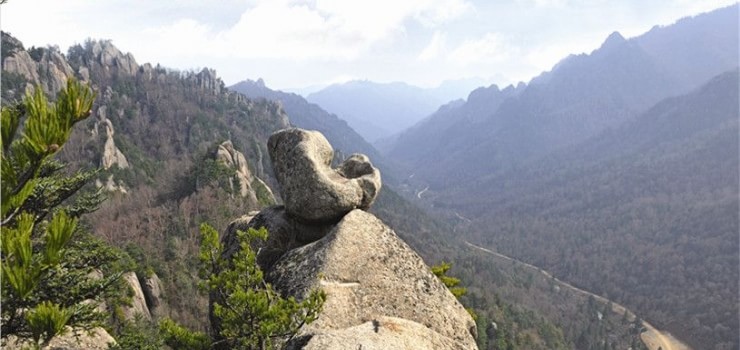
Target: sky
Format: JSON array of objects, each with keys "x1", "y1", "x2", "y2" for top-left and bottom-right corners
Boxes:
[{"x1": 1, "y1": 0, "x2": 736, "y2": 91}]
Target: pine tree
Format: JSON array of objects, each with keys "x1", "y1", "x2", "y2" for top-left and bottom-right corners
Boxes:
[
  {"x1": 431, "y1": 261, "x2": 477, "y2": 320},
  {"x1": 431, "y1": 261, "x2": 467, "y2": 298},
  {"x1": 1, "y1": 80, "x2": 119, "y2": 345},
  {"x1": 199, "y1": 223, "x2": 325, "y2": 349}
]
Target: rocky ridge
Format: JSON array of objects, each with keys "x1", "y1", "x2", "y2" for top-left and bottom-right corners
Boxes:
[{"x1": 217, "y1": 128, "x2": 478, "y2": 349}]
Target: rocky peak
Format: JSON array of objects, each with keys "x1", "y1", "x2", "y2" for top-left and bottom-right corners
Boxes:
[
  {"x1": 467, "y1": 84, "x2": 501, "y2": 104},
  {"x1": 597, "y1": 31, "x2": 627, "y2": 54},
  {"x1": 268, "y1": 129, "x2": 381, "y2": 222},
  {"x1": 1, "y1": 33, "x2": 73, "y2": 96},
  {"x1": 1, "y1": 32, "x2": 24, "y2": 58},
  {"x1": 88, "y1": 40, "x2": 139, "y2": 76},
  {"x1": 216, "y1": 128, "x2": 477, "y2": 349},
  {"x1": 190, "y1": 68, "x2": 224, "y2": 95}
]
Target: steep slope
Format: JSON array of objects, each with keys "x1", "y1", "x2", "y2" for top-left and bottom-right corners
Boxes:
[
  {"x1": 387, "y1": 4, "x2": 739, "y2": 188},
  {"x1": 306, "y1": 80, "x2": 449, "y2": 142},
  {"x1": 386, "y1": 82, "x2": 525, "y2": 165},
  {"x1": 453, "y1": 71, "x2": 739, "y2": 350}
]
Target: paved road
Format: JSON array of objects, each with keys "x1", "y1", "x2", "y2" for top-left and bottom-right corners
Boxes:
[{"x1": 464, "y1": 241, "x2": 692, "y2": 350}]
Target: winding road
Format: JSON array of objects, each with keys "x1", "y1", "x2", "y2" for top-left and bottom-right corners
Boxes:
[
  {"x1": 464, "y1": 241, "x2": 692, "y2": 350},
  {"x1": 416, "y1": 186, "x2": 429, "y2": 199}
]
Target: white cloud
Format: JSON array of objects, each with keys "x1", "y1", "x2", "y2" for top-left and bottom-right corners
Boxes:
[
  {"x1": 133, "y1": 0, "x2": 472, "y2": 62},
  {"x1": 140, "y1": 19, "x2": 212, "y2": 56},
  {"x1": 448, "y1": 32, "x2": 516, "y2": 65},
  {"x1": 526, "y1": 0, "x2": 569, "y2": 7},
  {"x1": 413, "y1": 0, "x2": 474, "y2": 26},
  {"x1": 418, "y1": 31, "x2": 447, "y2": 61}
]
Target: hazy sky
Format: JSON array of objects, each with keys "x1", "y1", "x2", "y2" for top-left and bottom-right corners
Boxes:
[{"x1": 1, "y1": 0, "x2": 735, "y2": 90}]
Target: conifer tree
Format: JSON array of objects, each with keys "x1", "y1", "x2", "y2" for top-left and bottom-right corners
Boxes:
[
  {"x1": 431, "y1": 261, "x2": 467, "y2": 298},
  {"x1": 432, "y1": 261, "x2": 477, "y2": 321},
  {"x1": 199, "y1": 224, "x2": 325, "y2": 350},
  {"x1": 1, "y1": 80, "x2": 118, "y2": 345}
]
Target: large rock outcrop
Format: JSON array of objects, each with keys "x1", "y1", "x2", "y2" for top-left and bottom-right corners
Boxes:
[
  {"x1": 1, "y1": 35, "x2": 74, "y2": 96},
  {"x1": 272, "y1": 209, "x2": 477, "y2": 349},
  {"x1": 97, "y1": 106, "x2": 130, "y2": 170},
  {"x1": 121, "y1": 272, "x2": 151, "y2": 321},
  {"x1": 216, "y1": 128, "x2": 477, "y2": 349},
  {"x1": 215, "y1": 140, "x2": 275, "y2": 203},
  {"x1": 268, "y1": 128, "x2": 381, "y2": 222},
  {"x1": 141, "y1": 272, "x2": 167, "y2": 319},
  {"x1": 224, "y1": 206, "x2": 335, "y2": 271},
  {"x1": 89, "y1": 40, "x2": 139, "y2": 76}
]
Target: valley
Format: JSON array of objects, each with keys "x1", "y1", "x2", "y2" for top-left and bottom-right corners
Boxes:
[
  {"x1": 465, "y1": 242, "x2": 691, "y2": 350},
  {"x1": 377, "y1": 6, "x2": 738, "y2": 349}
]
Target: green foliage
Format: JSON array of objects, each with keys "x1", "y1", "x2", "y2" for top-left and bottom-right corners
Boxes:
[
  {"x1": 25, "y1": 301, "x2": 72, "y2": 344},
  {"x1": 0, "y1": 79, "x2": 121, "y2": 344},
  {"x1": 193, "y1": 158, "x2": 239, "y2": 194},
  {"x1": 199, "y1": 223, "x2": 326, "y2": 349},
  {"x1": 159, "y1": 318, "x2": 210, "y2": 350},
  {"x1": 27, "y1": 46, "x2": 44, "y2": 61},
  {"x1": 431, "y1": 261, "x2": 477, "y2": 321},
  {"x1": 1, "y1": 79, "x2": 96, "y2": 223},
  {"x1": 109, "y1": 317, "x2": 164, "y2": 350},
  {"x1": 432, "y1": 261, "x2": 467, "y2": 298}
]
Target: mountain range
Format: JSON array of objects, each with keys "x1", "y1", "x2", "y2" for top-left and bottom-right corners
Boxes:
[
  {"x1": 387, "y1": 5, "x2": 739, "y2": 189},
  {"x1": 381, "y1": 5, "x2": 739, "y2": 350},
  {"x1": 304, "y1": 78, "x2": 490, "y2": 142}
]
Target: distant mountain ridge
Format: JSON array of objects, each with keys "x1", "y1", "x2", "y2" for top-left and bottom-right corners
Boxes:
[
  {"x1": 387, "y1": 4, "x2": 739, "y2": 188},
  {"x1": 305, "y1": 78, "x2": 490, "y2": 142}
]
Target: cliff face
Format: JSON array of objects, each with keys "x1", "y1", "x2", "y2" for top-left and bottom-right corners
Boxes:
[{"x1": 219, "y1": 128, "x2": 478, "y2": 349}]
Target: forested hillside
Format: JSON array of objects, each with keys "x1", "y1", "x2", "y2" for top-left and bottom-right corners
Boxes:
[{"x1": 445, "y1": 71, "x2": 739, "y2": 350}]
